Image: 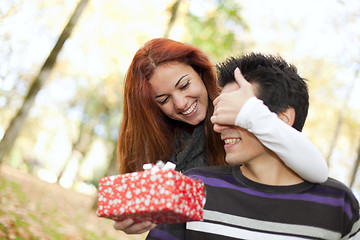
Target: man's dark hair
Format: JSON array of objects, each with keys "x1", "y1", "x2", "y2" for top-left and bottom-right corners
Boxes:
[{"x1": 216, "y1": 53, "x2": 309, "y2": 131}]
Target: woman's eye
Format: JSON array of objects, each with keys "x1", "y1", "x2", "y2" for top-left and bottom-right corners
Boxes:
[
  {"x1": 179, "y1": 81, "x2": 190, "y2": 90},
  {"x1": 159, "y1": 97, "x2": 169, "y2": 105}
]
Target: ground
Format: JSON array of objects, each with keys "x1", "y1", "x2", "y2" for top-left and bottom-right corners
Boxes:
[{"x1": 0, "y1": 165, "x2": 147, "y2": 240}]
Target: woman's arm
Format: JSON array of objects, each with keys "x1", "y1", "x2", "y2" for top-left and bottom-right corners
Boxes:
[
  {"x1": 211, "y1": 68, "x2": 328, "y2": 183},
  {"x1": 235, "y1": 97, "x2": 328, "y2": 183}
]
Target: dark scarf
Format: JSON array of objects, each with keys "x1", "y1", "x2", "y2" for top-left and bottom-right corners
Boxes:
[{"x1": 169, "y1": 122, "x2": 208, "y2": 172}]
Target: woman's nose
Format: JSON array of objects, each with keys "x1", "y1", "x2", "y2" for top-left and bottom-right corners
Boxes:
[{"x1": 173, "y1": 94, "x2": 187, "y2": 110}]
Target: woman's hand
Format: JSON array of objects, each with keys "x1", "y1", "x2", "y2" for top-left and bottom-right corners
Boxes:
[
  {"x1": 113, "y1": 219, "x2": 156, "y2": 234},
  {"x1": 211, "y1": 68, "x2": 255, "y2": 130}
]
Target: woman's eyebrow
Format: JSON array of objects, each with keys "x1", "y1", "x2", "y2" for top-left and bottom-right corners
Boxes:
[
  {"x1": 155, "y1": 74, "x2": 189, "y2": 99},
  {"x1": 174, "y1": 74, "x2": 188, "y2": 87}
]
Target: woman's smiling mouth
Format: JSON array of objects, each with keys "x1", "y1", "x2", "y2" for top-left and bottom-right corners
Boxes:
[{"x1": 182, "y1": 101, "x2": 198, "y2": 115}]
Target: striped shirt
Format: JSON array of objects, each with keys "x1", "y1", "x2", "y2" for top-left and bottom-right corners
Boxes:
[{"x1": 146, "y1": 165, "x2": 360, "y2": 240}]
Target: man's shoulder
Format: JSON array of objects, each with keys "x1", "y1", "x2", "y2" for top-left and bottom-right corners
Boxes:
[
  {"x1": 322, "y1": 177, "x2": 353, "y2": 191},
  {"x1": 321, "y1": 177, "x2": 358, "y2": 197},
  {"x1": 315, "y1": 177, "x2": 359, "y2": 209},
  {"x1": 184, "y1": 165, "x2": 234, "y2": 177},
  {"x1": 183, "y1": 165, "x2": 238, "y2": 188}
]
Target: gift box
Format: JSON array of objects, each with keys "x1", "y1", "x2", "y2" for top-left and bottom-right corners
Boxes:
[{"x1": 96, "y1": 164, "x2": 205, "y2": 224}]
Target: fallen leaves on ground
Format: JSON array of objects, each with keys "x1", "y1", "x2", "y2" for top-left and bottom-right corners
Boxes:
[{"x1": 0, "y1": 165, "x2": 146, "y2": 240}]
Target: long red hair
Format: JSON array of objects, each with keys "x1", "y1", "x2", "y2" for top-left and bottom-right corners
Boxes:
[{"x1": 118, "y1": 38, "x2": 225, "y2": 173}]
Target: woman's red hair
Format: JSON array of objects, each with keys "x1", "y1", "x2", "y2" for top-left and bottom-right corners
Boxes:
[{"x1": 118, "y1": 38, "x2": 225, "y2": 173}]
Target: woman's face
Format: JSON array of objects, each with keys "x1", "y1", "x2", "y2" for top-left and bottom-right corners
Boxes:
[{"x1": 149, "y1": 61, "x2": 209, "y2": 125}]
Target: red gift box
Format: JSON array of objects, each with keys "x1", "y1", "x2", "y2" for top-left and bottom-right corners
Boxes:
[{"x1": 96, "y1": 168, "x2": 205, "y2": 224}]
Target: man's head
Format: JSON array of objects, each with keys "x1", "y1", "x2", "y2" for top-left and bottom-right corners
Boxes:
[
  {"x1": 217, "y1": 81, "x2": 272, "y2": 166},
  {"x1": 216, "y1": 53, "x2": 309, "y2": 131}
]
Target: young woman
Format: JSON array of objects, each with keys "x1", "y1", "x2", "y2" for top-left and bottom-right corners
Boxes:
[
  {"x1": 115, "y1": 38, "x2": 328, "y2": 234},
  {"x1": 118, "y1": 38, "x2": 225, "y2": 174}
]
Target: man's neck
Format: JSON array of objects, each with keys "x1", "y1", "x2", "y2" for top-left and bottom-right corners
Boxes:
[{"x1": 240, "y1": 150, "x2": 304, "y2": 186}]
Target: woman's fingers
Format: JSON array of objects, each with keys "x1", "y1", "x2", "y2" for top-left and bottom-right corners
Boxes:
[{"x1": 113, "y1": 219, "x2": 156, "y2": 234}]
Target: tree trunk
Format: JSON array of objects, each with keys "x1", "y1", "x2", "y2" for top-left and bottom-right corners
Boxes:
[
  {"x1": 349, "y1": 139, "x2": 360, "y2": 188},
  {"x1": 91, "y1": 144, "x2": 117, "y2": 210},
  {"x1": 0, "y1": 0, "x2": 89, "y2": 164},
  {"x1": 56, "y1": 100, "x2": 95, "y2": 182},
  {"x1": 326, "y1": 69, "x2": 359, "y2": 166},
  {"x1": 104, "y1": 142, "x2": 118, "y2": 177},
  {"x1": 0, "y1": 0, "x2": 25, "y2": 22},
  {"x1": 70, "y1": 126, "x2": 95, "y2": 186},
  {"x1": 163, "y1": 0, "x2": 181, "y2": 38}
]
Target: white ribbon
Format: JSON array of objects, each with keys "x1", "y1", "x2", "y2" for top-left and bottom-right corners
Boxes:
[{"x1": 143, "y1": 160, "x2": 176, "y2": 172}]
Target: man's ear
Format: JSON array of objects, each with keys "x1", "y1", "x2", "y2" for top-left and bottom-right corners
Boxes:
[{"x1": 278, "y1": 107, "x2": 295, "y2": 126}]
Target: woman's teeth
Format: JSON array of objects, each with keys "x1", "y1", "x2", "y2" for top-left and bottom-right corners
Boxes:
[
  {"x1": 224, "y1": 138, "x2": 241, "y2": 144},
  {"x1": 182, "y1": 101, "x2": 197, "y2": 115}
]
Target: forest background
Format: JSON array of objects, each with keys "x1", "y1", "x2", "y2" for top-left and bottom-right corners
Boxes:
[{"x1": 0, "y1": 0, "x2": 360, "y2": 239}]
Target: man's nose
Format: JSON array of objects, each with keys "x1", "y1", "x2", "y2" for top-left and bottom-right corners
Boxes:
[{"x1": 213, "y1": 124, "x2": 229, "y2": 133}]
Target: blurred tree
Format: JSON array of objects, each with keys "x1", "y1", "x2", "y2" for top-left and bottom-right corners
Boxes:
[
  {"x1": 182, "y1": 0, "x2": 249, "y2": 62},
  {"x1": 350, "y1": 139, "x2": 360, "y2": 188},
  {"x1": 91, "y1": 106, "x2": 119, "y2": 210},
  {"x1": 300, "y1": 58, "x2": 343, "y2": 150},
  {"x1": 0, "y1": 0, "x2": 24, "y2": 22},
  {"x1": 325, "y1": 69, "x2": 359, "y2": 165},
  {"x1": 163, "y1": 0, "x2": 181, "y2": 38},
  {"x1": 57, "y1": 72, "x2": 123, "y2": 186},
  {"x1": 299, "y1": 58, "x2": 360, "y2": 171},
  {"x1": 0, "y1": 0, "x2": 89, "y2": 164},
  {"x1": 56, "y1": 100, "x2": 97, "y2": 183},
  {"x1": 72, "y1": 102, "x2": 120, "y2": 186}
]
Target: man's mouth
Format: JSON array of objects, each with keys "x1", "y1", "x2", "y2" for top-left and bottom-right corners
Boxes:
[
  {"x1": 182, "y1": 101, "x2": 197, "y2": 115},
  {"x1": 223, "y1": 138, "x2": 241, "y2": 145}
]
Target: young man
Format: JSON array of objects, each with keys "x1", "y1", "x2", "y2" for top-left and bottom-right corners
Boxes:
[{"x1": 146, "y1": 53, "x2": 360, "y2": 239}]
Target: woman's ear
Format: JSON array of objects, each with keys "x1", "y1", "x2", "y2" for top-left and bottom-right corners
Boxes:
[{"x1": 278, "y1": 107, "x2": 295, "y2": 126}]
